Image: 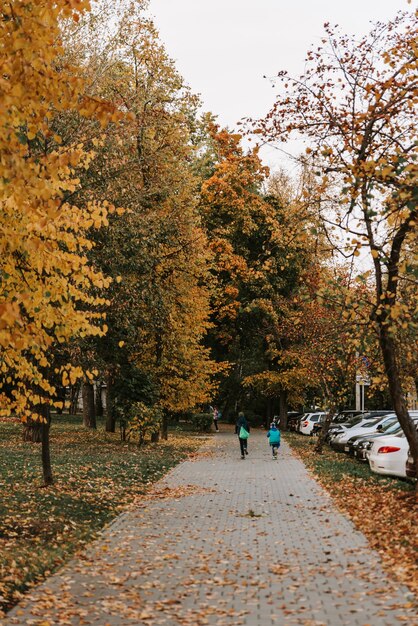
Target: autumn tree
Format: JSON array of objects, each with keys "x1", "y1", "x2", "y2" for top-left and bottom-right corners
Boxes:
[
  {"x1": 0, "y1": 1, "x2": 122, "y2": 483},
  {"x1": 60, "y1": 3, "x2": 220, "y2": 438},
  {"x1": 257, "y1": 11, "x2": 418, "y2": 474},
  {"x1": 242, "y1": 167, "x2": 332, "y2": 428},
  {"x1": 199, "y1": 128, "x2": 316, "y2": 423}
]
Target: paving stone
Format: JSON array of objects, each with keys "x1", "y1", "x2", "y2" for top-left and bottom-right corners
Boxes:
[{"x1": 1, "y1": 430, "x2": 416, "y2": 626}]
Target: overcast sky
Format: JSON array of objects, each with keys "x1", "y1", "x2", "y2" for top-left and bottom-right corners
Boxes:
[{"x1": 148, "y1": 0, "x2": 412, "y2": 170}]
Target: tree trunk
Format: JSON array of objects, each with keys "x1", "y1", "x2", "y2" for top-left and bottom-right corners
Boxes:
[
  {"x1": 23, "y1": 418, "x2": 42, "y2": 442},
  {"x1": 265, "y1": 398, "x2": 273, "y2": 429},
  {"x1": 221, "y1": 397, "x2": 233, "y2": 423},
  {"x1": 379, "y1": 326, "x2": 418, "y2": 489},
  {"x1": 161, "y1": 411, "x2": 168, "y2": 440},
  {"x1": 95, "y1": 382, "x2": 104, "y2": 417},
  {"x1": 82, "y1": 381, "x2": 96, "y2": 429},
  {"x1": 40, "y1": 406, "x2": 53, "y2": 486},
  {"x1": 56, "y1": 385, "x2": 65, "y2": 414},
  {"x1": 314, "y1": 407, "x2": 335, "y2": 454},
  {"x1": 279, "y1": 389, "x2": 288, "y2": 431},
  {"x1": 69, "y1": 382, "x2": 81, "y2": 415},
  {"x1": 105, "y1": 375, "x2": 116, "y2": 433},
  {"x1": 315, "y1": 379, "x2": 336, "y2": 454},
  {"x1": 154, "y1": 330, "x2": 164, "y2": 441}
]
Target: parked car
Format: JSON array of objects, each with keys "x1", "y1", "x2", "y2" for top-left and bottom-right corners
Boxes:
[
  {"x1": 326, "y1": 411, "x2": 392, "y2": 442},
  {"x1": 405, "y1": 447, "x2": 417, "y2": 479},
  {"x1": 346, "y1": 415, "x2": 398, "y2": 456},
  {"x1": 327, "y1": 413, "x2": 379, "y2": 443},
  {"x1": 368, "y1": 435, "x2": 410, "y2": 478},
  {"x1": 332, "y1": 410, "x2": 365, "y2": 423},
  {"x1": 311, "y1": 419, "x2": 326, "y2": 436},
  {"x1": 295, "y1": 413, "x2": 308, "y2": 433},
  {"x1": 299, "y1": 412, "x2": 326, "y2": 435},
  {"x1": 315, "y1": 410, "x2": 387, "y2": 438},
  {"x1": 330, "y1": 414, "x2": 398, "y2": 452},
  {"x1": 354, "y1": 421, "x2": 399, "y2": 461},
  {"x1": 368, "y1": 413, "x2": 418, "y2": 478},
  {"x1": 287, "y1": 412, "x2": 303, "y2": 431},
  {"x1": 353, "y1": 416, "x2": 418, "y2": 461}
]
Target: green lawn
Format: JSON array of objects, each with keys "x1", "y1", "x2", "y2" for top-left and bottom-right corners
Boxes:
[{"x1": 0, "y1": 415, "x2": 205, "y2": 616}]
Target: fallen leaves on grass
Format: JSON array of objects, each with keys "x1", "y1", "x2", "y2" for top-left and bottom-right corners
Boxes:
[{"x1": 0, "y1": 418, "x2": 205, "y2": 617}]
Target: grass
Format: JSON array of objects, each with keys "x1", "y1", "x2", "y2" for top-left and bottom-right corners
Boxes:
[
  {"x1": 284, "y1": 432, "x2": 418, "y2": 597},
  {"x1": 0, "y1": 415, "x2": 206, "y2": 616}
]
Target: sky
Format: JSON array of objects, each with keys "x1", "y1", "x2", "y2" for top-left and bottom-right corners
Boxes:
[{"x1": 148, "y1": 0, "x2": 412, "y2": 171}]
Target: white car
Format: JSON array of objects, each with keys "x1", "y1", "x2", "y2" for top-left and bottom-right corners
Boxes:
[
  {"x1": 326, "y1": 413, "x2": 381, "y2": 441},
  {"x1": 299, "y1": 412, "x2": 326, "y2": 435},
  {"x1": 368, "y1": 433, "x2": 411, "y2": 478},
  {"x1": 368, "y1": 414, "x2": 418, "y2": 478},
  {"x1": 330, "y1": 414, "x2": 397, "y2": 452}
]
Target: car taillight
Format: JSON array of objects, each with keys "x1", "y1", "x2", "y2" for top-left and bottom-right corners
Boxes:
[
  {"x1": 377, "y1": 446, "x2": 401, "y2": 454},
  {"x1": 303, "y1": 421, "x2": 309, "y2": 427}
]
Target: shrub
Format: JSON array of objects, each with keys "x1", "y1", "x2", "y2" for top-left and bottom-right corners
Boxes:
[
  {"x1": 125, "y1": 402, "x2": 162, "y2": 445},
  {"x1": 190, "y1": 412, "x2": 213, "y2": 432}
]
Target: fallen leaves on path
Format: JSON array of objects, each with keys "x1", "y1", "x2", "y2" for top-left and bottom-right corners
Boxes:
[
  {"x1": 140, "y1": 484, "x2": 217, "y2": 502},
  {"x1": 0, "y1": 419, "x2": 205, "y2": 618}
]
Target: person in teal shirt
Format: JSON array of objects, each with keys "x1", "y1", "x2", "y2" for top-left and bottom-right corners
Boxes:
[{"x1": 267, "y1": 422, "x2": 281, "y2": 458}]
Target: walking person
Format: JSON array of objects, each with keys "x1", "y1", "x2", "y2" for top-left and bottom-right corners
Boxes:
[
  {"x1": 267, "y1": 422, "x2": 281, "y2": 458},
  {"x1": 213, "y1": 406, "x2": 220, "y2": 432},
  {"x1": 236, "y1": 411, "x2": 250, "y2": 459}
]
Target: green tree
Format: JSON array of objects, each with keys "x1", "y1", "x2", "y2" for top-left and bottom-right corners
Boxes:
[{"x1": 61, "y1": 3, "x2": 220, "y2": 438}]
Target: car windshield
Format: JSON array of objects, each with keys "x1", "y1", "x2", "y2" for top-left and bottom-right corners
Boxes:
[
  {"x1": 361, "y1": 417, "x2": 383, "y2": 427},
  {"x1": 380, "y1": 417, "x2": 398, "y2": 431},
  {"x1": 346, "y1": 416, "x2": 365, "y2": 428},
  {"x1": 333, "y1": 413, "x2": 359, "y2": 423},
  {"x1": 362, "y1": 415, "x2": 395, "y2": 428},
  {"x1": 384, "y1": 425, "x2": 402, "y2": 436}
]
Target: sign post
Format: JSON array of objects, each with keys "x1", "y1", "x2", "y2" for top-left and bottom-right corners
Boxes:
[{"x1": 355, "y1": 355, "x2": 371, "y2": 411}]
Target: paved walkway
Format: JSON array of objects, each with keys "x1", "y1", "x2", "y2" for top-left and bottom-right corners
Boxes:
[{"x1": 2, "y1": 430, "x2": 417, "y2": 626}]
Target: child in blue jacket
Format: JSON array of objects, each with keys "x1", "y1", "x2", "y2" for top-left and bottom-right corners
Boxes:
[{"x1": 267, "y1": 422, "x2": 281, "y2": 458}]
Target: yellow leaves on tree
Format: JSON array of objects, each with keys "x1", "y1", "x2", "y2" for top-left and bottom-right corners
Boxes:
[
  {"x1": 71, "y1": 6, "x2": 224, "y2": 429},
  {"x1": 0, "y1": 1, "x2": 118, "y2": 420}
]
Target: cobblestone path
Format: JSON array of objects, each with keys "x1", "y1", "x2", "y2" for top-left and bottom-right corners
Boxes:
[{"x1": 2, "y1": 430, "x2": 416, "y2": 626}]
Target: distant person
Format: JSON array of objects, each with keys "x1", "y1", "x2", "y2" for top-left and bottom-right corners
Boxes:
[
  {"x1": 267, "y1": 422, "x2": 281, "y2": 458},
  {"x1": 213, "y1": 406, "x2": 220, "y2": 432},
  {"x1": 236, "y1": 411, "x2": 250, "y2": 459}
]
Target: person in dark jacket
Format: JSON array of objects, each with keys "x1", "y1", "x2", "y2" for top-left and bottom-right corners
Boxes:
[
  {"x1": 235, "y1": 411, "x2": 250, "y2": 459},
  {"x1": 213, "y1": 406, "x2": 220, "y2": 432}
]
